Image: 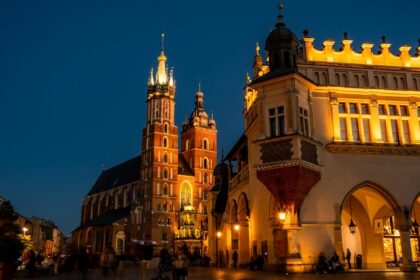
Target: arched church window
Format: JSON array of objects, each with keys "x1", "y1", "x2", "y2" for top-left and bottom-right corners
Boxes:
[
  {"x1": 164, "y1": 123, "x2": 168, "y2": 133},
  {"x1": 203, "y1": 158, "x2": 208, "y2": 169},
  {"x1": 203, "y1": 139, "x2": 208, "y2": 150},
  {"x1": 163, "y1": 137, "x2": 168, "y2": 147},
  {"x1": 164, "y1": 101, "x2": 169, "y2": 119},
  {"x1": 155, "y1": 100, "x2": 161, "y2": 119},
  {"x1": 180, "y1": 181, "x2": 192, "y2": 208},
  {"x1": 163, "y1": 168, "x2": 169, "y2": 179},
  {"x1": 163, "y1": 153, "x2": 168, "y2": 163}
]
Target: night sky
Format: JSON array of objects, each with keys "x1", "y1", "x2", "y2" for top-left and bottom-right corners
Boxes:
[{"x1": 1, "y1": 0, "x2": 419, "y2": 235}]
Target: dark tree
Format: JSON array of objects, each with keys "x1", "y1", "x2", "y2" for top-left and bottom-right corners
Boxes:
[{"x1": 0, "y1": 200, "x2": 24, "y2": 264}]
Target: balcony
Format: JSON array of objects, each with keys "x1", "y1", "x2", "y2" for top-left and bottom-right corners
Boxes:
[
  {"x1": 255, "y1": 135, "x2": 321, "y2": 211},
  {"x1": 229, "y1": 164, "x2": 249, "y2": 191}
]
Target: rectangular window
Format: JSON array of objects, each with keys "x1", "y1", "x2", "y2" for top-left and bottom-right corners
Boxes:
[
  {"x1": 340, "y1": 118, "x2": 347, "y2": 140},
  {"x1": 389, "y1": 105, "x2": 397, "y2": 116},
  {"x1": 390, "y1": 120, "x2": 399, "y2": 143},
  {"x1": 380, "y1": 120, "x2": 388, "y2": 142},
  {"x1": 299, "y1": 107, "x2": 310, "y2": 137},
  {"x1": 351, "y1": 118, "x2": 359, "y2": 142},
  {"x1": 400, "y1": 106, "x2": 408, "y2": 116},
  {"x1": 402, "y1": 120, "x2": 410, "y2": 144},
  {"x1": 269, "y1": 116, "x2": 276, "y2": 137},
  {"x1": 349, "y1": 103, "x2": 358, "y2": 114},
  {"x1": 361, "y1": 104, "x2": 370, "y2": 114},
  {"x1": 379, "y1": 105, "x2": 387, "y2": 115},
  {"x1": 268, "y1": 106, "x2": 285, "y2": 137},
  {"x1": 278, "y1": 114, "x2": 285, "y2": 136},
  {"x1": 338, "y1": 102, "x2": 347, "y2": 113},
  {"x1": 362, "y1": 119, "x2": 371, "y2": 142}
]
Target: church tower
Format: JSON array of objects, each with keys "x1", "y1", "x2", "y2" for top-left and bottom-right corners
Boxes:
[
  {"x1": 181, "y1": 85, "x2": 217, "y2": 210},
  {"x1": 140, "y1": 33, "x2": 178, "y2": 246}
]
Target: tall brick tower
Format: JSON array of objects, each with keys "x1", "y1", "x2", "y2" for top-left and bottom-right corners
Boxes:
[
  {"x1": 181, "y1": 84, "x2": 218, "y2": 213},
  {"x1": 139, "y1": 33, "x2": 178, "y2": 247}
]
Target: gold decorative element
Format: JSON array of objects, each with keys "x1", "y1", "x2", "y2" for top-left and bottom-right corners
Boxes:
[{"x1": 303, "y1": 37, "x2": 420, "y2": 68}]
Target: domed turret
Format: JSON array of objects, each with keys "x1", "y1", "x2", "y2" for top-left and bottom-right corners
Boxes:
[
  {"x1": 184, "y1": 83, "x2": 216, "y2": 130},
  {"x1": 265, "y1": 3, "x2": 298, "y2": 71}
]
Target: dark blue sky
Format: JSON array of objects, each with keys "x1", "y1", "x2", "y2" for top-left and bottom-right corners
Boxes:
[{"x1": 1, "y1": 0, "x2": 419, "y2": 235}]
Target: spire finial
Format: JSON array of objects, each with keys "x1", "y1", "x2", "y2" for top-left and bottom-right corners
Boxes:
[
  {"x1": 256, "y1": 42, "x2": 260, "y2": 55},
  {"x1": 198, "y1": 82, "x2": 202, "y2": 92},
  {"x1": 276, "y1": 3, "x2": 285, "y2": 27},
  {"x1": 161, "y1": 30, "x2": 165, "y2": 52}
]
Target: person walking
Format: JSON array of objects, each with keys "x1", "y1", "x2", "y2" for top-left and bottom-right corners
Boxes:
[
  {"x1": 232, "y1": 250, "x2": 238, "y2": 268},
  {"x1": 173, "y1": 248, "x2": 188, "y2": 280},
  {"x1": 345, "y1": 248, "x2": 352, "y2": 269}
]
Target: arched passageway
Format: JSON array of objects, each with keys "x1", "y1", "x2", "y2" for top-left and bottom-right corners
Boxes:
[{"x1": 340, "y1": 182, "x2": 414, "y2": 270}]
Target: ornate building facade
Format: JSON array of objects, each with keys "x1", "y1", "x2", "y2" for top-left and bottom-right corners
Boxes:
[
  {"x1": 213, "y1": 4, "x2": 420, "y2": 272},
  {"x1": 72, "y1": 35, "x2": 217, "y2": 256}
]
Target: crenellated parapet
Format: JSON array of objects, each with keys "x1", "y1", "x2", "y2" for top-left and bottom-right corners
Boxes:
[{"x1": 303, "y1": 36, "x2": 420, "y2": 68}]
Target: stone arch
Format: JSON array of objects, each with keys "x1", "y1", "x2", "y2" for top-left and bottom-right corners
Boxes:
[
  {"x1": 340, "y1": 180, "x2": 407, "y2": 269},
  {"x1": 237, "y1": 192, "x2": 250, "y2": 222},
  {"x1": 229, "y1": 200, "x2": 238, "y2": 224}
]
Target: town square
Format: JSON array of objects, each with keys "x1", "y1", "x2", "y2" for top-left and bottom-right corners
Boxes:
[{"x1": 1, "y1": 0, "x2": 420, "y2": 279}]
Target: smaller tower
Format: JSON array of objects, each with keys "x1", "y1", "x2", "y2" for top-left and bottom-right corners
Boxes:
[
  {"x1": 181, "y1": 83, "x2": 218, "y2": 206},
  {"x1": 264, "y1": 3, "x2": 299, "y2": 71}
]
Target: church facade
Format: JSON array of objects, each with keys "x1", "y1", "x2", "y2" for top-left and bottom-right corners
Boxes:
[
  {"x1": 213, "y1": 4, "x2": 420, "y2": 272},
  {"x1": 72, "y1": 35, "x2": 217, "y2": 257}
]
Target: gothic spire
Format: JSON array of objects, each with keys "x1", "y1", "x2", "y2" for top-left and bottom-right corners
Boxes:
[{"x1": 157, "y1": 32, "x2": 168, "y2": 85}]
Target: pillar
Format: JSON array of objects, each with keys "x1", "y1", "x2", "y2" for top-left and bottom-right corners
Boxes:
[{"x1": 399, "y1": 227, "x2": 417, "y2": 272}]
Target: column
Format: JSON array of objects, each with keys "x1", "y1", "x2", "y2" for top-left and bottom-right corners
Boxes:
[{"x1": 398, "y1": 223, "x2": 417, "y2": 272}]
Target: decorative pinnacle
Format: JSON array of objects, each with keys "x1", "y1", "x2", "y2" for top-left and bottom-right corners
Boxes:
[
  {"x1": 344, "y1": 32, "x2": 348, "y2": 40},
  {"x1": 381, "y1": 35, "x2": 387, "y2": 43},
  {"x1": 256, "y1": 42, "x2": 260, "y2": 55},
  {"x1": 303, "y1": 29, "x2": 309, "y2": 38},
  {"x1": 276, "y1": 3, "x2": 285, "y2": 27},
  {"x1": 198, "y1": 82, "x2": 202, "y2": 92}
]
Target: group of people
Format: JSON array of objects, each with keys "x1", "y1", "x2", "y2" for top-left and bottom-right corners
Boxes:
[
  {"x1": 145, "y1": 247, "x2": 189, "y2": 280},
  {"x1": 315, "y1": 251, "x2": 344, "y2": 273}
]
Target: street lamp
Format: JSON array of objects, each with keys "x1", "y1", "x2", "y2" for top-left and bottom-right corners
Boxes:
[
  {"x1": 22, "y1": 227, "x2": 28, "y2": 237},
  {"x1": 348, "y1": 196, "x2": 357, "y2": 235},
  {"x1": 234, "y1": 223, "x2": 240, "y2": 232},
  {"x1": 278, "y1": 211, "x2": 286, "y2": 222},
  {"x1": 216, "y1": 231, "x2": 222, "y2": 238}
]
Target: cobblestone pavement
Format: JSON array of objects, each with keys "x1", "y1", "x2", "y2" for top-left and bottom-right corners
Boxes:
[{"x1": 15, "y1": 266, "x2": 420, "y2": 280}]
